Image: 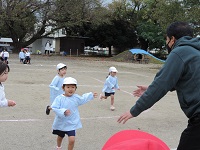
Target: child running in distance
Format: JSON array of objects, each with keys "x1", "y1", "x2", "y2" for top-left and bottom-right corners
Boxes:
[
  {"x1": 51, "y1": 77, "x2": 98, "y2": 150},
  {"x1": 46, "y1": 63, "x2": 67, "y2": 115},
  {"x1": 0, "y1": 62, "x2": 16, "y2": 107},
  {"x1": 100, "y1": 66, "x2": 120, "y2": 111}
]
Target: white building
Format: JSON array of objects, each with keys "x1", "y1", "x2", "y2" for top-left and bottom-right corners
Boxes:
[{"x1": 0, "y1": 37, "x2": 13, "y2": 52}]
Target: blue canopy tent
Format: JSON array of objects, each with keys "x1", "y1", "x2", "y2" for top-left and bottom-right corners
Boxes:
[{"x1": 129, "y1": 49, "x2": 165, "y2": 63}]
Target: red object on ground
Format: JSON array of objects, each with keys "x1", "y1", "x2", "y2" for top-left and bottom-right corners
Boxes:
[{"x1": 102, "y1": 130, "x2": 170, "y2": 150}]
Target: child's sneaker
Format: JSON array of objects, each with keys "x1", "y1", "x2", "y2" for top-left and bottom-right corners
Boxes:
[
  {"x1": 110, "y1": 105, "x2": 115, "y2": 111},
  {"x1": 46, "y1": 105, "x2": 50, "y2": 115},
  {"x1": 56, "y1": 146, "x2": 62, "y2": 150}
]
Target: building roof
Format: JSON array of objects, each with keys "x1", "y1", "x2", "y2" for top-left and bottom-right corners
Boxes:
[{"x1": 0, "y1": 38, "x2": 13, "y2": 43}]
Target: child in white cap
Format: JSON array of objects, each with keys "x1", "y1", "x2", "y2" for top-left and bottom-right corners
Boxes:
[
  {"x1": 51, "y1": 77, "x2": 98, "y2": 150},
  {"x1": 100, "y1": 66, "x2": 120, "y2": 111},
  {"x1": 0, "y1": 62, "x2": 16, "y2": 107},
  {"x1": 46, "y1": 63, "x2": 67, "y2": 115}
]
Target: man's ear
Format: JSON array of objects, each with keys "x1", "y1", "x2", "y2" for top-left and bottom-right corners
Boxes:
[{"x1": 171, "y1": 36, "x2": 176, "y2": 44}]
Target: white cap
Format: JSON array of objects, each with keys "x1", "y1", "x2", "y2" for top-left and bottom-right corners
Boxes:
[
  {"x1": 63, "y1": 77, "x2": 77, "y2": 85},
  {"x1": 57, "y1": 63, "x2": 66, "y2": 70},
  {"x1": 109, "y1": 66, "x2": 118, "y2": 73}
]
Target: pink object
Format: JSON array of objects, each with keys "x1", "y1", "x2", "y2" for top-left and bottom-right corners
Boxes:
[{"x1": 102, "y1": 130, "x2": 170, "y2": 150}]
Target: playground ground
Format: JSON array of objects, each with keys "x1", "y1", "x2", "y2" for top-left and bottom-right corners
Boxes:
[{"x1": 0, "y1": 54, "x2": 185, "y2": 150}]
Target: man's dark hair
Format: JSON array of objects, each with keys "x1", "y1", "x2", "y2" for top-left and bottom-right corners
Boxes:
[
  {"x1": 166, "y1": 21, "x2": 193, "y2": 40},
  {"x1": 0, "y1": 61, "x2": 10, "y2": 75}
]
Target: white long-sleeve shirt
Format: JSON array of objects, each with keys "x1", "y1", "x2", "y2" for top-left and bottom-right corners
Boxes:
[
  {"x1": 3, "y1": 51, "x2": 9, "y2": 58},
  {"x1": 45, "y1": 42, "x2": 51, "y2": 50},
  {"x1": 51, "y1": 92, "x2": 94, "y2": 131},
  {"x1": 0, "y1": 84, "x2": 8, "y2": 107},
  {"x1": 25, "y1": 52, "x2": 30, "y2": 57}
]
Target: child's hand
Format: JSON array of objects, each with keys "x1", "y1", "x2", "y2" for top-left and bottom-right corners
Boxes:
[
  {"x1": 93, "y1": 92, "x2": 98, "y2": 98},
  {"x1": 8, "y1": 100, "x2": 16, "y2": 107},
  {"x1": 64, "y1": 110, "x2": 70, "y2": 116}
]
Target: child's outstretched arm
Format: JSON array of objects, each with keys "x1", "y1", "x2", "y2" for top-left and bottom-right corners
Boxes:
[
  {"x1": 49, "y1": 76, "x2": 60, "y2": 90},
  {"x1": 77, "y1": 92, "x2": 97, "y2": 105}
]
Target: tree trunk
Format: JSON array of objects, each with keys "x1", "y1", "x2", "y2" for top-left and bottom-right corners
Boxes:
[
  {"x1": 12, "y1": 43, "x2": 23, "y2": 53},
  {"x1": 138, "y1": 37, "x2": 148, "y2": 51}
]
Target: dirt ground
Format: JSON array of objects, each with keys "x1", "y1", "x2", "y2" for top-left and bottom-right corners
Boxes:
[{"x1": 0, "y1": 54, "x2": 186, "y2": 150}]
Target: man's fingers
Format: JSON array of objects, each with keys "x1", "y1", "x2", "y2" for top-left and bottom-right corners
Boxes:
[
  {"x1": 118, "y1": 112, "x2": 134, "y2": 124},
  {"x1": 117, "y1": 115, "x2": 126, "y2": 123},
  {"x1": 123, "y1": 118, "x2": 128, "y2": 124},
  {"x1": 118, "y1": 114, "x2": 128, "y2": 124}
]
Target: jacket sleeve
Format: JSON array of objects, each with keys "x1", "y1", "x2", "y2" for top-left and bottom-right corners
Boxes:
[
  {"x1": 0, "y1": 88, "x2": 8, "y2": 107},
  {"x1": 51, "y1": 97, "x2": 66, "y2": 118},
  {"x1": 77, "y1": 92, "x2": 94, "y2": 106},
  {"x1": 130, "y1": 51, "x2": 184, "y2": 117},
  {"x1": 49, "y1": 76, "x2": 59, "y2": 91},
  {"x1": 114, "y1": 78, "x2": 119, "y2": 89}
]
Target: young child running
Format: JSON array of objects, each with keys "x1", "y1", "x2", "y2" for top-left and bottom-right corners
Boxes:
[
  {"x1": 0, "y1": 61, "x2": 16, "y2": 107},
  {"x1": 51, "y1": 77, "x2": 98, "y2": 150},
  {"x1": 100, "y1": 66, "x2": 120, "y2": 111},
  {"x1": 46, "y1": 63, "x2": 67, "y2": 115}
]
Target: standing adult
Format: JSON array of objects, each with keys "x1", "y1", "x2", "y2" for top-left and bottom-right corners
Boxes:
[
  {"x1": 118, "y1": 21, "x2": 200, "y2": 150},
  {"x1": 45, "y1": 40, "x2": 52, "y2": 56}
]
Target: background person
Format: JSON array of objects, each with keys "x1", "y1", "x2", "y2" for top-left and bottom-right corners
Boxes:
[
  {"x1": 45, "y1": 40, "x2": 52, "y2": 56},
  {"x1": 24, "y1": 49, "x2": 31, "y2": 64},
  {"x1": 19, "y1": 48, "x2": 25, "y2": 63},
  {"x1": 2, "y1": 48, "x2": 9, "y2": 64},
  {"x1": 117, "y1": 21, "x2": 200, "y2": 150}
]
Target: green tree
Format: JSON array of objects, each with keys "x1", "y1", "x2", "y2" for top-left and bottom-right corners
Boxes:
[
  {"x1": 134, "y1": 0, "x2": 200, "y2": 51},
  {"x1": 53, "y1": 0, "x2": 108, "y2": 37},
  {"x1": 0, "y1": 0, "x2": 54, "y2": 52},
  {"x1": 0, "y1": 0, "x2": 104, "y2": 52}
]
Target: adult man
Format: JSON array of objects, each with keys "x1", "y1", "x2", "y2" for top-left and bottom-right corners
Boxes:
[
  {"x1": 118, "y1": 21, "x2": 200, "y2": 150},
  {"x1": 45, "y1": 40, "x2": 52, "y2": 56}
]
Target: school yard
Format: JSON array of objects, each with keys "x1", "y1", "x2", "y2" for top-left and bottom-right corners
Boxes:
[{"x1": 0, "y1": 54, "x2": 185, "y2": 150}]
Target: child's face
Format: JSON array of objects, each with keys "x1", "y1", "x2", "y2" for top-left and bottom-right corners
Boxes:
[
  {"x1": 58, "y1": 68, "x2": 67, "y2": 77},
  {"x1": 110, "y1": 71, "x2": 117, "y2": 77},
  {"x1": 63, "y1": 84, "x2": 76, "y2": 97},
  {"x1": 0, "y1": 68, "x2": 9, "y2": 82}
]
